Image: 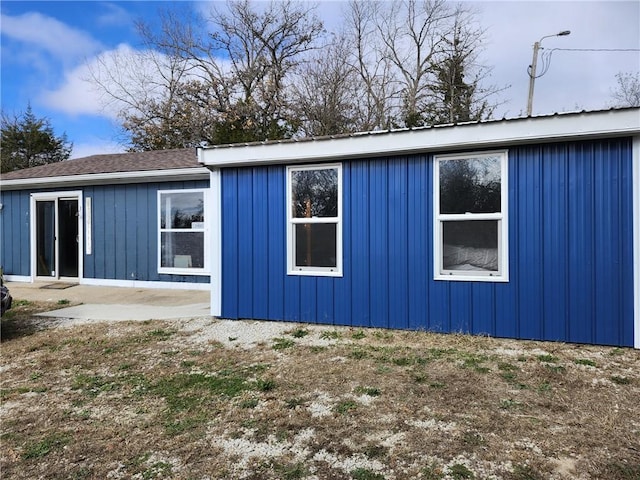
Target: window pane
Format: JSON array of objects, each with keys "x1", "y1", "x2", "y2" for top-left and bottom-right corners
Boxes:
[
  {"x1": 294, "y1": 223, "x2": 337, "y2": 268},
  {"x1": 161, "y1": 232, "x2": 204, "y2": 268},
  {"x1": 36, "y1": 201, "x2": 55, "y2": 276},
  {"x1": 442, "y1": 220, "x2": 498, "y2": 271},
  {"x1": 291, "y1": 168, "x2": 338, "y2": 218},
  {"x1": 160, "y1": 192, "x2": 204, "y2": 229},
  {"x1": 440, "y1": 156, "x2": 501, "y2": 214}
]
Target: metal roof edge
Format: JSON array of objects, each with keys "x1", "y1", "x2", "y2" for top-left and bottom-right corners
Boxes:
[
  {"x1": 198, "y1": 108, "x2": 640, "y2": 168},
  {"x1": 1, "y1": 167, "x2": 211, "y2": 191}
]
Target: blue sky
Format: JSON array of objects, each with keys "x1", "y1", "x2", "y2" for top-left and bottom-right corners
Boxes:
[{"x1": 1, "y1": 1, "x2": 639, "y2": 159}]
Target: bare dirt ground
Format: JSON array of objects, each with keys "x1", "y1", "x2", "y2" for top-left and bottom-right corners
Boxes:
[{"x1": 1, "y1": 300, "x2": 639, "y2": 480}]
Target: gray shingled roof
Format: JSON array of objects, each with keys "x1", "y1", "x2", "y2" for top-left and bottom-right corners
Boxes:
[{"x1": 1, "y1": 148, "x2": 199, "y2": 181}]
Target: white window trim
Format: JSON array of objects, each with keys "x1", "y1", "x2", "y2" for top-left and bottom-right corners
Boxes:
[
  {"x1": 157, "y1": 188, "x2": 210, "y2": 275},
  {"x1": 286, "y1": 163, "x2": 343, "y2": 277},
  {"x1": 433, "y1": 150, "x2": 509, "y2": 282}
]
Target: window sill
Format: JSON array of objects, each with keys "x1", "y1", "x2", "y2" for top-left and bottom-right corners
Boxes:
[
  {"x1": 288, "y1": 269, "x2": 343, "y2": 278},
  {"x1": 435, "y1": 273, "x2": 508, "y2": 283}
]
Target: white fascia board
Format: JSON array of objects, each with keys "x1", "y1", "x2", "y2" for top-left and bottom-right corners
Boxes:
[
  {"x1": 199, "y1": 109, "x2": 640, "y2": 168},
  {"x1": 1, "y1": 167, "x2": 210, "y2": 191}
]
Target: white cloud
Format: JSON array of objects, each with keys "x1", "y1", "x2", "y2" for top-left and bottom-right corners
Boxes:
[
  {"x1": 38, "y1": 65, "x2": 117, "y2": 119},
  {"x1": 39, "y1": 43, "x2": 160, "y2": 120},
  {"x1": 96, "y1": 2, "x2": 133, "y2": 27},
  {"x1": 38, "y1": 55, "x2": 120, "y2": 119},
  {"x1": 40, "y1": 42, "x2": 233, "y2": 121},
  {"x1": 0, "y1": 12, "x2": 103, "y2": 64}
]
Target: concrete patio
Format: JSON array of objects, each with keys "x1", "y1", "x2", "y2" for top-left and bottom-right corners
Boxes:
[{"x1": 6, "y1": 282, "x2": 211, "y2": 321}]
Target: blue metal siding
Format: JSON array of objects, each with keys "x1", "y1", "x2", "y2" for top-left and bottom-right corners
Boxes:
[
  {"x1": 0, "y1": 190, "x2": 31, "y2": 276},
  {"x1": 220, "y1": 137, "x2": 635, "y2": 347},
  {"x1": 1, "y1": 180, "x2": 209, "y2": 284},
  {"x1": 541, "y1": 143, "x2": 568, "y2": 341},
  {"x1": 266, "y1": 167, "x2": 286, "y2": 319}
]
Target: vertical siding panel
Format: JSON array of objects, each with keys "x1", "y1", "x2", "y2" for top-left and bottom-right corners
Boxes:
[
  {"x1": 429, "y1": 284, "x2": 451, "y2": 333},
  {"x1": 567, "y1": 143, "x2": 595, "y2": 343},
  {"x1": 369, "y1": 158, "x2": 389, "y2": 328},
  {"x1": 612, "y1": 138, "x2": 632, "y2": 347},
  {"x1": 350, "y1": 160, "x2": 370, "y2": 327},
  {"x1": 316, "y1": 278, "x2": 334, "y2": 324},
  {"x1": 1, "y1": 192, "x2": 13, "y2": 274},
  {"x1": 0, "y1": 193, "x2": 7, "y2": 271},
  {"x1": 16, "y1": 191, "x2": 28, "y2": 276},
  {"x1": 495, "y1": 150, "x2": 519, "y2": 339},
  {"x1": 619, "y1": 139, "x2": 635, "y2": 346},
  {"x1": 11, "y1": 192, "x2": 23, "y2": 275},
  {"x1": 518, "y1": 147, "x2": 543, "y2": 340},
  {"x1": 237, "y1": 170, "x2": 254, "y2": 318},
  {"x1": 113, "y1": 185, "x2": 127, "y2": 279},
  {"x1": 407, "y1": 156, "x2": 428, "y2": 330},
  {"x1": 136, "y1": 185, "x2": 149, "y2": 280},
  {"x1": 21, "y1": 191, "x2": 31, "y2": 276},
  {"x1": 388, "y1": 157, "x2": 409, "y2": 329},
  {"x1": 23, "y1": 192, "x2": 31, "y2": 275},
  {"x1": 147, "y1": 183, "x2": 159, "y2": 281},
  {"x1": 471, "y1": 284, "x2": 495, "y2": 335},
  {"x1": 252, "y1": 168, "x2": 269, "y2": 319},
  {"x1": 125, "y1": 186, "x2": 137, "y2": 280},
  {"x1": 222, "y1": 170, "x2": 240, "y2": 319},
  {"x1": 3, "y1": 192, "x2": 15, "y2": 274},
  {"x1": 283, "y1": 275, "x2": 301, "y2": 321},
  {"x1": 267, "y1": 166, "x2": 285, "y2": 320},
  {"x1": 450, "y1": 285, "x2": 472, "y2": 332},
  {"x1": 542, "y1": 144, "x2": 569, "y2": 342},
  {"x1": 299, "y1": 278, "x2": 317, "y2": 322},
  {"x1": 102, "y1": 187, "x2": 116, "y2": 279},
  {"x1": 593, "y1": 141, "x2": 621, "y2": 345},
  {"x1": 334, "y1": 162, "x2": 351, "y2": 326}
]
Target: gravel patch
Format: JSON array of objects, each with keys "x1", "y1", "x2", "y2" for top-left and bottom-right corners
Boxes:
[{"x1": 43, "y1": 314, "x2": 349, "y2": 350}]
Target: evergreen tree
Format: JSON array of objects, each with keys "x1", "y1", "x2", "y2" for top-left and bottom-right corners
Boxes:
[
  {"x1": 1, "y1": 106, "x2": 72, "y2": 173},
  {"x1": 423, "y1": 19, "x2": 495, "y2": 126}
]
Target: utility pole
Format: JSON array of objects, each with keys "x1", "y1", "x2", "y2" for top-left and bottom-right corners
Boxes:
[{"x1": 526, "y1": 30, "x2": 571, "y2": 116}]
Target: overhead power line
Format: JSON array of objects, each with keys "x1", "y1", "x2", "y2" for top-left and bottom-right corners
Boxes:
[
  {"x1": 550, "y1": 48, "x2": 640, "y2": 52},
  {"x1": 532, "y1": 47, "x2": 640, "y2": 79}
]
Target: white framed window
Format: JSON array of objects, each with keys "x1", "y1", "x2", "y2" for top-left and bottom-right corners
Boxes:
[
  {"x1": 287, "y1": 163, "x2": 342, "y2": 276},
  {"x1": 158, "y1": 189, "x2": 209, "y2": 275},
  {"x1": 434, "y1": 151, "x2": 508, "y2": 282}
]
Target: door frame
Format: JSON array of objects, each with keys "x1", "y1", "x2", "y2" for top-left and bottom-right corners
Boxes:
[{"x1": 30, "y1": 191, "x2": 83, "y2": 282}]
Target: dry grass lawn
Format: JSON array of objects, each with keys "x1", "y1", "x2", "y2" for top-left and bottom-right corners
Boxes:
[{"x1": 1, "y1": 299, "x2": 639, "y2": 480}]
